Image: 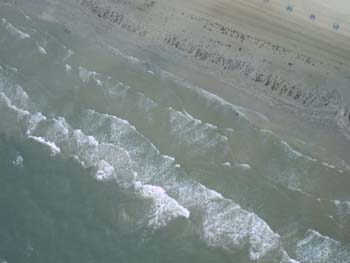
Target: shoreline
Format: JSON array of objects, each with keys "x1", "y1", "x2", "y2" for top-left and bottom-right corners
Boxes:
[
  {"x1": 78, "y1": 0, "x2": 350, "y2": 118},
  {"x1": 77, "y1": 3, "x2": 350, "y2": 120},
  {"x1": 14, "y1": 0, "x2": 350, "y2": 165}
]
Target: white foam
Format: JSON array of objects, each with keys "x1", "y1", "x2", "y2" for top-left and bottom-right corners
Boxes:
[
  {"x1": 67, "y1": 129, "x2": 99, "y2": 166},
  {"x1": 333, "y1": 200, "x2": 350, "y2": 207},
  {"x1": 95, "y1": 160, "x2": 116, "y2": 181},
  {"x1": 79, "y1": 66, "x2": 102, "y2": 86},
  {"x1": 63, "y1": 49, "x2": 74, "y2": 61},
  {"x1": 207, "y1": 189, "x2": 224, "y2": 199},
  {"x1": 260, "y1": 129, "x2": 275, "y2": 138},
  {"x1": 262, "y1": 131, "x2": 318, "y2": 163},
  {"x1": 7, "y1": 65, "x2": 18, "y2": 72},
  {"x1": 23, "y1": 111, "x2": 190, "y2": 232},
  {"x1": 95, "y1": 79, "x2": 102, "y2": 87},
  {"x1": 65, "y1": 64, "x2": 72, "y2": 72},
  {"x1": 222, "y1": 162, "x2": 231, "y2": 167},
  {"x1": 15, "y1": 85, "x2": 29, "y2": 100},
  {"x1": 12, "y1": 154, "x2": 23, "y2": 167},
  {"x1": 37, "y1": 45, "x2": 47, "y2": 55},
  {"x1": 97, "y1": 143, "x2": 136, "y2": 186},
  {"x1": 248, "y1": 215, "x2": 280, "y2": 260},
  {"x1": 163, "y1": 155, "x2": 175, "y2": 162},
  {"x1": 281, "y1": 252, "x2": 300, "y2": 263},
  {"x1": 1, "y1": 91, "x2": 13, "y2": 107},
  {"x1": 98, "y1": 143, "x2": 133, "y2": 168},
  {"x1": 160, "y1": 70, "x2": 249, "y2": 121},
  {"x1": 332, "y1": 199, "x2": 350, "y2": 226},
  {"x1": 25, "y1": 242, "x2": 33, "y2": 257},
  {"x1": 0, "y1": 92, "x2": 29, "y2": 117},
  {"x1": 28, "y1": 135, "x2": 61, "y2": 155},
  {"x1": 0, "y1": 89, "x2": 190, "y2": 233},
  {"x1": 77, "y1": 108, "x2": 297, "y2": 260},
  {"x1": 83, "y1": 109, "x2": 161, "y2": 155},
  {"x1": 79, "y1": 67, "x2": 93, "y2": 83},
  {"x1": 25, "y1": 115, "x2": 136, "y2": 186},
  {"x1": 168, "y1": 109, "x2": 230, "y2": 160},
  {"x1": 236, "y1": 163, "x2": 252, "y2": 170},
  {"x1": 137, "y1": 184, "x2": 190, "y2": 228},
  {"x1": 224, "y1": 128, "x2": 235, "y2": 134},
  {"x1": 145, "y1": 184, "x2": 166, "y2": 194},
  {"x1": 304, "y1": 155, "x2": 318, "y2": 162},
  {"x1": 1, "y1": 18, "x2": 30, "y2": 39},
  {"x1": 30, "y1": 118, "x2": 69, "y2": 161},
  {"x1": 103, "y1": 43, "x2": 141, "y2": 64},
  {"x1": 200, "y1": 200, "x2": 284, "y2": 260},
  {"x1": 296, "y1": 229, "x2": 349, "y2": 262},
  {"x1": 281, "y1": 141, "x2": 303, "y2": 159},
  {"x1": 321, "y1": 162, "x2": 336, "y2": 169},
  {"x1": 73, "y1": 109, "x2": 294, "y2": 260},
  {"x1": 235, "y1": 105, "x2": 264, "y2": 123},
  {"x1": 6, "y1": 85, "x2": 29, "y2": 109},
  {"x1": 201, "y1": 203, "x2": 250, "y2": 249},
  {"x1": 0, "y1": 92, "x2": 30, "y2": 138}
]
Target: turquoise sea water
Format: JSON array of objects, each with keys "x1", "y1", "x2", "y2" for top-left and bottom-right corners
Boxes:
[{"x1": 0, "y1": 1, "x2": 350, "y2": 262}]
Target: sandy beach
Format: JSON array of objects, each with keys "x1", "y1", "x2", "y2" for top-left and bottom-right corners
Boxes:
[{"x1": 77, "y1": 0, "x2": 350, "y2": 139}]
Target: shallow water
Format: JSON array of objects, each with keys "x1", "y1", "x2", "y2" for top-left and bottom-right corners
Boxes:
[{"x1": 0, "y1": 1, "x2": 350, "y2": 263}]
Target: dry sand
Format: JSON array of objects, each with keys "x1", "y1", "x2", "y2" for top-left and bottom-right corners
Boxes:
[{"x1": 166, "y1": 0, "x2": 350, "y2": 65}]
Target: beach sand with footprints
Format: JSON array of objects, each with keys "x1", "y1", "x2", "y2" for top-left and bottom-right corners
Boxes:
[
  {"x1": 77, "y1": 0, "x2": 350, "y2": 142},
  {"x1": 162, "y1": 0, "x2": 350, "y2": 66}
]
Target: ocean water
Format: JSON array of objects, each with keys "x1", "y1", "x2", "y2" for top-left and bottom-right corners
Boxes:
[{"x1": 0, "y1": 1, "x2": 350, "y2": 263}]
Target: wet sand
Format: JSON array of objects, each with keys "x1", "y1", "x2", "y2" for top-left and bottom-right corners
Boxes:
[{"x1": 78, "y1": 0, "x2": 350, "y2": 134}]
